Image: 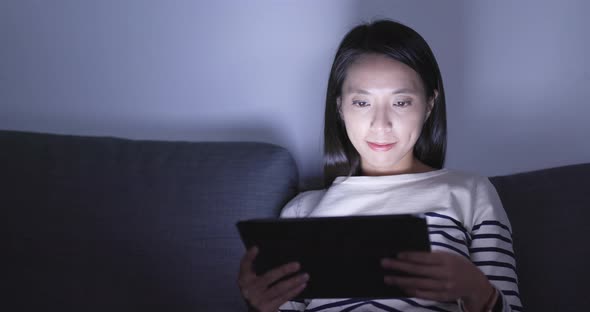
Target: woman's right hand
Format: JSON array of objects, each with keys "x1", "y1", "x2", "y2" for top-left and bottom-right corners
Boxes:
[{"x1": 238, "y1": 246, "x2": 309, "y2": 312}]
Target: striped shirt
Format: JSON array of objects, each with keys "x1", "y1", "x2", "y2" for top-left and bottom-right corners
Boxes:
[{"x1": 279, "y1": 169, "x2": 522, "y2": 312}]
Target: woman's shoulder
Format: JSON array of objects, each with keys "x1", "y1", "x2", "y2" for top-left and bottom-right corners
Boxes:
[
  {"x1": 441, "y1": 168, "x2": 509, "y2": 228},
  {"x1": 279, "y1": 189, "x2": 327, "y2": 218},
  {"x1": 435, "y1": 168, "x2": 494, "y2": 190}
]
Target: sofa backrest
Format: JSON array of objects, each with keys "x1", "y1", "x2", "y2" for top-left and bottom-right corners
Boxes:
[
  {"x1": 490, "y1": 163, "x2": 590, "y2": 312},
  {"x1": 1, "y1": 130, "x2": 299, "y2": 311},
  {"x1": 4, "y1": 129, "x2": 589, "y2": 311}
]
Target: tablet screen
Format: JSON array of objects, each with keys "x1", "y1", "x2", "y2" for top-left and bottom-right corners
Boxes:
[{"x1": 236, "y1": 214, "x2": 430, "y2": 299}]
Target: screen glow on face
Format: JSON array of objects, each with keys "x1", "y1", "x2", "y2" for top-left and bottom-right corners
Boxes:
[{"x1": 338, "y1": 54, "x2": 434, "y2": 176}]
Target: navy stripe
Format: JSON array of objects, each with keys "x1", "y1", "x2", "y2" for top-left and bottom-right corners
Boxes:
[
  {"x1": 429, "y1": 230, "x2": 468, "y2": 246},
  {"x1": 510, "y1": 304, "x2": 524, "y2": 311},
  {"x1": 427, "y1": 224, "x2": 471, "y2": 244},
  {"x1": 341, "y1": 301, "x2": 371, "y2": 312},
  {"x1": 399, "y1": 299, "x2": 454, "y2": 312},
  {"x1": 472, "y1": 233, "x2": 512, "y2": 243},
  {"x1": 501, "y1": 290, "x2": 521, "y2": 298},
  {"x1": 472, "y1": 220, "x2": 511, "y2": 233},
  {"x1": 473, "y1": 261, "x2": 517, "y2": 272},
  {"x1": 487, "y1": 275, "x2": 518, "y2": 283},
  {"x1": 431, "y1": 242, "x2": 469, "y2": 258},
  {"x1": 369, "y1": 301, "x2": 403, "y2": 312},
  {"x1": 425, "y1": 212, "x2": 468, "y2": 231},
  {"x1": 470, "y1": 247, "x2": 515, "y2": 258},
  {"x1": 307, "y1": 299, "x2": 366, "y2": 312}
]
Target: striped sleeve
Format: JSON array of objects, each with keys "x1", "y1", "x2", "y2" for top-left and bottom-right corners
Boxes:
[
  {"x1": 469, "y1": 178, "x2": 523, "y2": 311},
  {"x1": 278, "y1": 298, "x2": 308, "y2": 312}
]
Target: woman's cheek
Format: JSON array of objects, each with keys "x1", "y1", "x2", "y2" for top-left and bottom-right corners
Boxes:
[
  {"x1": 391, "y1": 116, "x2": 419, "y2": 140},
  {"x1": 407, "y1": 117, "x2": 426, "y2": 142},
  {"x1": 345, "y1": 115, "x2": 368, "y2": 137}
]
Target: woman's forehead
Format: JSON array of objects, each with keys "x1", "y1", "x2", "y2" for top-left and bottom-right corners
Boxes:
[{"x1": 342, "y1": 54, "x2": 424, "y2": 94}]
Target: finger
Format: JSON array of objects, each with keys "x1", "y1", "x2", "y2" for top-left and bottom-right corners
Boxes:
[
  {"x1": 264, "y1": 273, "x2": 310, "y2": 301},
  {"x1": 238, "y1": 247, "x2": 259, "y2": 289},
  {"x1": 384, "y1": 275, "x2": 447, "y2": 292},
  {"x1": 239, "y1": 246, "x2": 259, "y2": 277},
  {"x1": 258, "y1": 261, "x2": 301, "y2": 288},
  {"x1": 395, "y1": 251, "x2": 444, "y2": 265},
  {"x1": 262, "y1": 282, "x2": 307, "y2": 312},
  {"x1": 246, "y1": 261, "x2": 301, "y2": 304},
  {"x1": 381, "y1": 259, "x2": 447, "y2": 279}
]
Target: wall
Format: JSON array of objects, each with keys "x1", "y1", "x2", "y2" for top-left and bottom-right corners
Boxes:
[
  {"x1": 456, "y1": 0, "x2": 590, "y2": 176},
  {"x1": 1, "y1": 0, "x2": 588, "y2": 188},
  {"x1": 1, "y1": 0, "x2": 358, "y2": 188}
]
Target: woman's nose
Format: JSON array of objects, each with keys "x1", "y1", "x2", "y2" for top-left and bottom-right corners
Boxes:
[{"x1": 370, "y1": 110, "x2": 393, "y2": 132}]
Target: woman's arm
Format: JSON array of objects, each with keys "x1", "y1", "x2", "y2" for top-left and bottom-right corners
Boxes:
[
  {"x1": 469, "y1": 218, "x2": 522, "y2": 308},
  {"x1": 278, "y1": 298, "x2": 308, "y2": 312},
  {"x1": 381, "y1": 177, "x2": 523, "y2": 311},
  {"x1": 469, "y1": 178, "x2": 522, "y2": 311}
]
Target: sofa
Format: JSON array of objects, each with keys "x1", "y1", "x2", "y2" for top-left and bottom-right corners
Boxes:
[{"x1": 2, "y1": 129, "x2": 588, "y2": 311}]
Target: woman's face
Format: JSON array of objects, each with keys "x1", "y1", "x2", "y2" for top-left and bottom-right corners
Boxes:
[{"x1": 338, "y1": 53, "x2": 435, "y2": 176}]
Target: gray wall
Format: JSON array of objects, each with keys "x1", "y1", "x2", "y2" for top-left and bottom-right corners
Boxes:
[
  {"x1": 455, "y1": 0, "x2": 590, "y2": 176},
  {"x1": 1, "y1": 0, "x2": 588, "y2": 189}
]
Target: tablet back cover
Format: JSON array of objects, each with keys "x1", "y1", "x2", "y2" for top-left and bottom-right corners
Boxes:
[{"x1": 236, "y1": 214, "x2": 430, "y2": 299}]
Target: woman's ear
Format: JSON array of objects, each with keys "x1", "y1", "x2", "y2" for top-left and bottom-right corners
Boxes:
[
  {"x1": 336, "y1": 97, "x2": 343, "y2": 119},
  {"x1": 426, "y1": 90, "x2": 438, "y2": 120}
]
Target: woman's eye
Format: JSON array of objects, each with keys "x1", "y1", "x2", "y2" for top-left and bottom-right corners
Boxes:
[
  {"x1": 394, "y1": 100, "x2": 411, "y2": 107},
  {"x1": 352, "y1": 100, "x2": 369, "y2": 107}
]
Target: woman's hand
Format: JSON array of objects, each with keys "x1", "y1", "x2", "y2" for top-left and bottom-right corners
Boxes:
[
  {"x1": 381, "y1": 251, "x2": 494, "y2": 311},
  {"x1": 238, "y1": 246, "x2": 309, "y2": 312}
]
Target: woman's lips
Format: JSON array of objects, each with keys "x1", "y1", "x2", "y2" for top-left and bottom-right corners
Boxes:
[{"x1": 367, "y1": 142, "x2": 395, "y2": 151}]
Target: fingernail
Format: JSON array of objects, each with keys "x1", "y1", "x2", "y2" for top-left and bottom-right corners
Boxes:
[{"x1": 301, "y1": 273, "x2": 310, "y2": 282}]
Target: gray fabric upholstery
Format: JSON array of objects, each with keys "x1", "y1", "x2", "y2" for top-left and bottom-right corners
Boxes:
[
  {"x1": 490, "y1": 164, "x2": 590, "y2": 311},
  {"x1": 1, "y1": 130, "x2": 298, "y2": 311},
  {"x1": 3, "y1": 129, "x2": 589, "y2": 311}
]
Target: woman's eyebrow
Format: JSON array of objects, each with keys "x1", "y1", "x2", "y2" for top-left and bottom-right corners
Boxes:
[
  {"x1": 392, "y1": 88, "x2": 417, "y2": 95},
  {"x1": 347, "y1": 88, "x2": 371, "y2": 95}
]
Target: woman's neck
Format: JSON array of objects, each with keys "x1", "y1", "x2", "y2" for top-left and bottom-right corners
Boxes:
[{"x1": 361, "y1": 159, "x2": 435, "y2": 176}]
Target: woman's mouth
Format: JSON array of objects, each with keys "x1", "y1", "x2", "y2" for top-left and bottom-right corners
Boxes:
[{"x1": 367, "y1": 142, "x2": 395, "y2": 151}]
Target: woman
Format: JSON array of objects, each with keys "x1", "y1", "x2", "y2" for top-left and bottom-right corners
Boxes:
[{"x1": 238, "y1": 20, "x2": 522, "y2": 312}]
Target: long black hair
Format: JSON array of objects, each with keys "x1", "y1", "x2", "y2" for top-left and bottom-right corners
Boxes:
[{"x1": 324, "y1": 20, "x2": 447, "y2": 187}]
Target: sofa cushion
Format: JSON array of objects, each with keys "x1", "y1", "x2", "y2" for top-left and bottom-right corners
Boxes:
[
  {"x1": 490, "y1": 163, "x2": 590, "y2": 312},
  {"x1": 1, "y1": 130, "x2": 298, "y2": 311}
]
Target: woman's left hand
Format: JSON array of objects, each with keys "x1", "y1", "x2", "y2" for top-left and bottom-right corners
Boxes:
[{"x1": 381, "y1": 251, "x2": 494, "y2": 310}]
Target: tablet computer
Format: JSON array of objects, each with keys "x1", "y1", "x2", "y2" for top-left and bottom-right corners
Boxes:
[{"x1": 236, "y1": 214, "x2": 431, "y2": 299}]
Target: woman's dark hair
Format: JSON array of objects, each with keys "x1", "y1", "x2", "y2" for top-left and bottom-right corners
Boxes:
[{"x1": 323, "y1": 19, "x2": 447, "y2": 187}]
